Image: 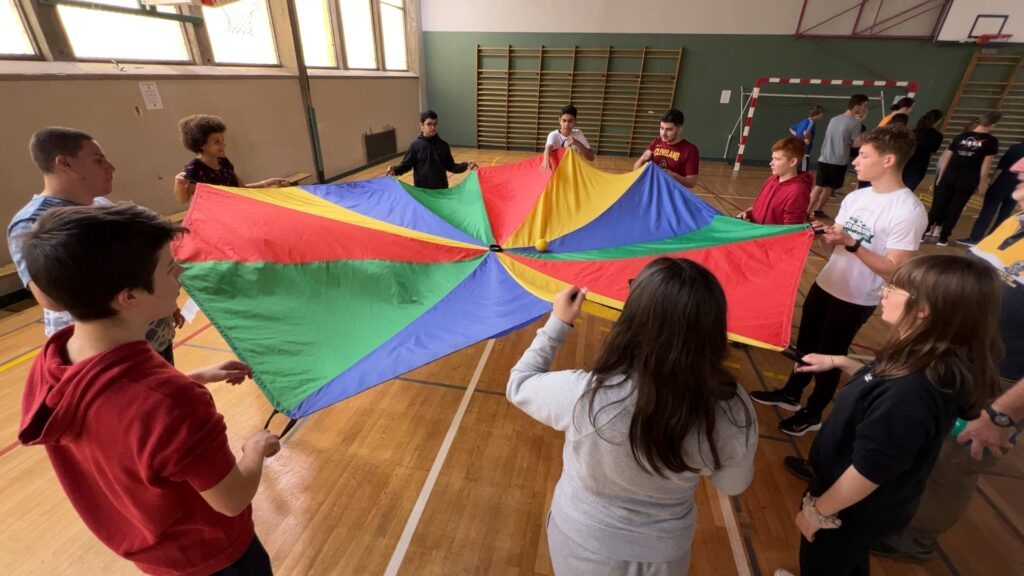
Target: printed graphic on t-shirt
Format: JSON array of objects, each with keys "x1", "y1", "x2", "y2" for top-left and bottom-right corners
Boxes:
[
  {"x1": 653, "y1": 148, "x2": 681, "y2": 166},
  {"x1": 955, "y1": 137, "x2": 989, "y2": 156},
  {"x1": 843, "y1": 215, "x2": 875, "y2": 245}
]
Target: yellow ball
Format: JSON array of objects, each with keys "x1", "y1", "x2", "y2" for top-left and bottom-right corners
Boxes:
[{"x1": 534, "y1": 239, "x2": 549, "y2": 252}]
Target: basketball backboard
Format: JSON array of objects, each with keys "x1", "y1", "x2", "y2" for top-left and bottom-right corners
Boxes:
[{"x1": 935, "y1": 0, "x2": 1023, "y2": 43}]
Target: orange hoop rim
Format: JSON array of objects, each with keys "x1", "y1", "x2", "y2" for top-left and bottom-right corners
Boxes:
[{"x1": 976, "y1": 33, "x2": 1013, "y2": 45}]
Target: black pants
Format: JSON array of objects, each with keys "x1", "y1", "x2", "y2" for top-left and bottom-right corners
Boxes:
[
  {"x1": 928, "y1": 174, "x2": 979, "y2": 242},
  {"x1": 968, "y1": 183, "x2": 1018, "y2": 241},
  {"x1": 211, "y1": 536, "x2": 272, "y2": 576},
  {"x1": 799, "y1": 525, "x2": 876, "y2": 576},
  {"x1": 781, "y1": 283, "x2": 875, "y2": 418}
]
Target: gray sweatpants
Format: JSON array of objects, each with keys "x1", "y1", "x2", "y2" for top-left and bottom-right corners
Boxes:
[{"x1": 546, "y1": 513, "x2": 691, "y2": 576}]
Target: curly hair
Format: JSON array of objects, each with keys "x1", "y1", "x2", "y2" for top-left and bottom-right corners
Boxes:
[{"x1": 178, "y1": 114, "x2": 227, "y2": 153}]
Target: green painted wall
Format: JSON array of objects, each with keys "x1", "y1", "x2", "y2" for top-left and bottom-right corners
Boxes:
[{"x1": 424, "y1": 32, "x2": 1024, "y2": 164}]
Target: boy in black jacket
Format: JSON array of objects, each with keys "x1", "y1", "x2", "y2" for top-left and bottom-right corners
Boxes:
[{"x1": 387, "y1": 110, "x2": 477, "y2": 189}]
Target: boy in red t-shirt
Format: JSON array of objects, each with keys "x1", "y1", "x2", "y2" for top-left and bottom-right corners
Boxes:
[
  {"x1": 633, "y1": 108, "x2": 700, "y2": 188},
  {"x1": 17, "y1": 203, "x2": 279, "y2": 576},
  {"x1": 738, "y1": 137, "x2": 813, "y2": 225}
]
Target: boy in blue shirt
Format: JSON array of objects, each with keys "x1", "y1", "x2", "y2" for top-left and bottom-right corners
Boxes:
[
  {"x1": 8, "y1": 127, "x2": 179, "y2": 362},
  {"x1": 790, "y1": 105, "x2": 825, "y2": 171}
]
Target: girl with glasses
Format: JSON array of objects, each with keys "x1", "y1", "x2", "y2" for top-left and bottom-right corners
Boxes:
[{"x1": 773, "y1": 254, "x2": 1004, "y2": 576}]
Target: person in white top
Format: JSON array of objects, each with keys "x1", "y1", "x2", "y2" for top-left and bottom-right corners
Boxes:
[
  {"x1": 541, "y1": 104, "x2": 595, "y2": 171},
  {"x1": 751, "y1": 126, "x2": 928, "y2": 436},
  {"x1": 507, "y1": 258, "x2": 758, "y2": 576}
]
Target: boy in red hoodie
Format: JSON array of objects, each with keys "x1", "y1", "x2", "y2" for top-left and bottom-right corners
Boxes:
[
  {"x1": 17, "y1": 203, "x2": 279, "y2": 576},
  {"x1": 738, "y1": 137, "x2": 813, "y2": 225}
]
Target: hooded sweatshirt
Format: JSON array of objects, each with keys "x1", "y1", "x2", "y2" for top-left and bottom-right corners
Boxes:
[
  {"x1": 391, "y1": 133, "x2": 469, "y2": 189},
  {"x1": 749, "y1": 171, "x2": 813, "y2": 225},
  {"x1": 19, "y1": 327, "x2": 252, "y2": 576}
]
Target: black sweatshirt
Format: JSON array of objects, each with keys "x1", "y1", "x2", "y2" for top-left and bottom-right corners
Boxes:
[
  {"x1": 808, "y1": 365, "x2": 959, "y2": 533},
  {"x1": 392, "y1": 134, "x2": 468, "y2": 189}
]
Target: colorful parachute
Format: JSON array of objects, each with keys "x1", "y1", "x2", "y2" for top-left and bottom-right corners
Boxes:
[{"x1": 174, "y1": 151, "x2": 812, "y2": 418}]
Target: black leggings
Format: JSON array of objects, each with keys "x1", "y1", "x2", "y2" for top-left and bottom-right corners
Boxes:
[
  {"x1": 928, "y1": 174, "x2": 979, "y2": 242},
  {"x1": 781, "y1": 283, "x2": 875, "y2": 418},
  {"x1": 211, "y1": 536, "x2": 272, "y2": 576}
]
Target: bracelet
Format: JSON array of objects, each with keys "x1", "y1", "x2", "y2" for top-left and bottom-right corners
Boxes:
[{"x1": 801, "y1": 494, "x2": 842, "y2": 530}]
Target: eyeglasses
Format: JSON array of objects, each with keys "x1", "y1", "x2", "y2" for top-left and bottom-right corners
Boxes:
[{"x1": 880, "y1": 283, "x2": 912, "y2": 299}]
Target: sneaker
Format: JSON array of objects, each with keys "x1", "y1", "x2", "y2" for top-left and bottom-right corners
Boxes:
[
  {"x1": 929, "y1": 226, "x2": 942, "y2": 238},
  {"x1": 955, "y1": 237, "x2": 978, "y2": 247},
  {"x1": 870, "y1": 533, "x2": 936, "y2": 561},
  {"x1": 779, "y1": 410, "x2": 822, "y2": 436},
  {"x1": 750, "y1": 389, "x2": 801, "y2": 412},
  {"x1": 783, "y1": 456, "x2": 815, "y2": 482},
  {"x1": 936, "y1": 240, "x2": 948, "y2": 247},
  {"x1": 773, "y1": 570, "x2": 796, "y2": 576}
]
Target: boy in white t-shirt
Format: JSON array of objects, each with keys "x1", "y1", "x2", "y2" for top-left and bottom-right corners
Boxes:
[
  {"x1": 541, "y1": 104, "x2": 595, "y2": 171},
  {"x1": 751, "y1": 126, "x2": 928, "y2": 436}
]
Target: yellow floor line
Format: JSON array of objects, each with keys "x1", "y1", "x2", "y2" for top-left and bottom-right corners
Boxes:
[{"x1": 0, "y1": 348, "x2": 40, "y2": 373}]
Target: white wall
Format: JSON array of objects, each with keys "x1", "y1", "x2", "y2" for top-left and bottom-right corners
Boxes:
[
  {"x1": 422, "y1": 0, "x2": 804, "y2": 34},
  {"x1": 0, "y1": 75, "x2": 420, "y2": 269}
]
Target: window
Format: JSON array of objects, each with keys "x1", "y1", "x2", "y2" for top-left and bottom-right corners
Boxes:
[
  {"x1": 0, "y1": 0, "x2": 35, "y2": 56},
  {"x1": 203, "y1": 0, "x2": 278, "y2": 65},
  {"x1": 338, "y1": 0, "x2": 375, "y2": 69},
  {"x1": 378, "y1": 0, "x2": 406, "y2": 71},
  {"x1": 296, "y1": 0, "x2": 336, "y2": 68},
  {"x1": 56, "y1": 0, "x2": 190, "y2": 62}
]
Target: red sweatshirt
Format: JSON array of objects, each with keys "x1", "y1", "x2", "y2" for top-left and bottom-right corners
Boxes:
[
  {"x1": 749, "y1": 171, "x2": 813, "y2": 225},
  {"x1": 18, "y1": 327, "x2": 253, "y2": 576}
]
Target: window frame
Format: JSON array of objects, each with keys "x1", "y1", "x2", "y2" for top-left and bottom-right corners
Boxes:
[
  {"x1": 2, "y1": 0, "x2": 43, "y2": 60},
  {"x1": 0, "y1": 0, "x2": 413, "y2": 75},
  {"x1": 54, "y1": 4, "x2": 195, "y2": 65}
]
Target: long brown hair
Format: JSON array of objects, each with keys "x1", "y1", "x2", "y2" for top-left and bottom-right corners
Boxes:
[
  {"x1": 581, "y1": 257, "x2": 752, "y2": 476},
  {"x1": 874, "y1": 255, "x2": 1004, "y2": 414}
]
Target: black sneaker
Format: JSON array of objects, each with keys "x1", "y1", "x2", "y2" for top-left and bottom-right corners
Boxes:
[
  {"x1": 955, "y1": 237, "x2": 978, "y2": 247},
  {"x1": 779, "y1": 410, "x2": 821, "y2": 436},
  {"x1": 783, "y1": 456, "x2": 815, "y2": 482},
  {"x1": 870, "y1": 533, "x2": 936, "y2": 561},
  {"x1": 750, "y1": 389, "x2": 801, "y2": 412}
]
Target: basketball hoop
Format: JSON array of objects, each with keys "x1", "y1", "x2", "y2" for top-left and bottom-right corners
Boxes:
[
  {"x1": 221, "y1": 0, "x2": 257, "y2": 37},
  {"x1": 975, "y1": 33, "x2": 1013, "y2": 45}
]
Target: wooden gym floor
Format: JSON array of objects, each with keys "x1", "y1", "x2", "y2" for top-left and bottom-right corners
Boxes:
[{"x1": 0, "y1": 150, "x2": 1021, "y2": 575}]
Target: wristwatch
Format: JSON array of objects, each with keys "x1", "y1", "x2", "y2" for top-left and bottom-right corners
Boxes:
[
  {"x1": 844, "y1": 238, "x2": 863, "y2": 253},
  {"x1": 985, "y1": 404, "x2": 1016, "y2": 428}
]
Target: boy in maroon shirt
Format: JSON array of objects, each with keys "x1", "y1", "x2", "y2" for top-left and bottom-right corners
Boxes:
[
  {"x1": 738, "y1": 137, "x2": 813, "y2": 225},
  {"x1": 633, "y1": 108, "x2": 700, "y2": 188},
  {"x1": 17, "y1": 203, "x2": 279, "y2": 576}
]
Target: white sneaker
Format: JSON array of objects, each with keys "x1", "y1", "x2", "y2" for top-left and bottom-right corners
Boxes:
[
  {"x1": 929, "y1": 226, "x2": 942, "y2": 238},
  {"x1": 773, "y1": 570, "x2": 796, "y2": 576}
]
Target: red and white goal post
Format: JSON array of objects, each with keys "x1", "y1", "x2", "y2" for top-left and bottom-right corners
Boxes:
[{"x1": 733, "y1": 77, "x2": 919, "y2": 171}]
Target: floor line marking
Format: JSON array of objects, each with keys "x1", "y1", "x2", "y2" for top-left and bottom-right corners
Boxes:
[
  {"x1": 718, "y1": 488, "x2": 753, "y2": 576},
  {"x1": 384, "y1": 339, "x2": 495, "y2": 576}
]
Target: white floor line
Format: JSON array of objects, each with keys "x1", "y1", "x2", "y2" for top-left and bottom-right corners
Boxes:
[
  {"x1": 717, "y1": 488, "x2": 752, "y2": 576},
  {"x1": 384, "y1": 339, "x2": 496, "y2": 576}
]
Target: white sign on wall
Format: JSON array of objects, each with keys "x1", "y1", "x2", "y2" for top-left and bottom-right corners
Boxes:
[{"x1": 138, "y1": 81, "x2": 164, "y2": 110}]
